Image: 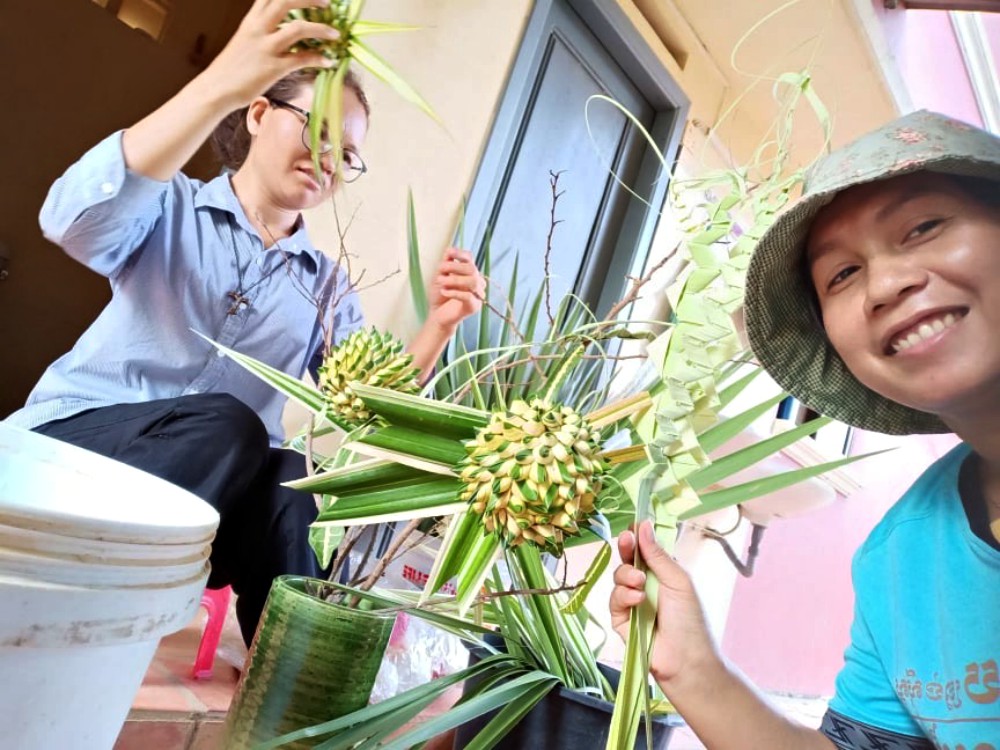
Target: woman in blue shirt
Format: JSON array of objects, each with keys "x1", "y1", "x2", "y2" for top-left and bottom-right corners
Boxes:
[
  {"x1": 609, "y1": 111, "x2": 1000, "y2": 748},
  {"x1": 7, "y1": 0, "x2": 485, "y2": 644}
]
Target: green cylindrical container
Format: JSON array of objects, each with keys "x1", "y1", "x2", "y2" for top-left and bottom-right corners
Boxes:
[{"x1": 223, "y1": 576, "x2": 396, "y2": 749}]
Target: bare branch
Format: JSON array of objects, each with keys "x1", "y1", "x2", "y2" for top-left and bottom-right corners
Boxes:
[
  {"x1": 544, "y1": 170, "x2": 566, "y2": 327},
  {"x1": 475, "y1": 580, "x2": 585, "y2": 602},
  {"x1": 604, "y1": 242, "x2": 682, "y2": 322},
  {"x1": 353, "y1": 518, "x2": 424, "y2": 600},
  {"x1": 329, "y1": 526, "x2": 363, "y2": 583}
]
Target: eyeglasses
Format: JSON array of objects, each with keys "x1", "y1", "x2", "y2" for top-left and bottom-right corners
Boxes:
[{"x1": 267, "y1": 97, "x2": 368, "y2": 183}]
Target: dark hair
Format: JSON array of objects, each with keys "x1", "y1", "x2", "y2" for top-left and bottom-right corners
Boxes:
[
  {"x1": 210, "y1": 67, "x2": 370, "y2": 172},
  {"x1": 951, "y1": 173, "x2": 1000, "y2": 209}
]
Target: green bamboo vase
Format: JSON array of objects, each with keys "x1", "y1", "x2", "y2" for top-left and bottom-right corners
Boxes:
[{"x1": 223, "y1": 575, "x2": 396, "y2": 749}]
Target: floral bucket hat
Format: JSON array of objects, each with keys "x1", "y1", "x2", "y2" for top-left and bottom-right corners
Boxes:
[{"x1": 744, "y1": 110, "x2": 1000, "y2": 435}]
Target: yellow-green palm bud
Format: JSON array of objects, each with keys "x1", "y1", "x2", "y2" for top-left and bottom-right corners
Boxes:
[
  {"x1": 316, "y1": 328, "x2": 420, "y2": 426},
  {"x1": 458, "y1": 398, "x2": 606, "y2": 555},
  {"x1": 285, "y1": 2, "x2": 352, "y2": 59}
]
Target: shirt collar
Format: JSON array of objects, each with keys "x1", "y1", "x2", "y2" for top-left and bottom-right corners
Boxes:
[{"x1": 194, "y1": 173, "x2": 325, "y2": 267}]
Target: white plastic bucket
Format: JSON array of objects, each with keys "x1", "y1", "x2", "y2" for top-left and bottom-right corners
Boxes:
[
  {"x1": 0, "y1": 523, "x2": 208, "y2": 565},
  {"x1": 0, "y1": 425, "x2": 220, "y2": 749},
  {"x1": 0, "y1": 544, "x2": 210, "y2": 588},
  {"x1": 0, "y1": 568, "x2": 209, "y2": 750},
  {"x1": 0, "y1": 425, "x2": 218, "y2": 545}
]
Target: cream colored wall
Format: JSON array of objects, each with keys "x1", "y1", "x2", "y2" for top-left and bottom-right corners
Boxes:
[
  {"x1": 626, "y1": 0, "x2": 899, "y2": 170},
  {"x1": 302, "y1": 0, "x2": 533, "y2": 342},
  {"x1": 608, "y1": 0, "x2": 902, "y2": 330}
]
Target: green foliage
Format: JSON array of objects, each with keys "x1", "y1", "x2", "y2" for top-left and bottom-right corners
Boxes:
[{"x1": 202, "y1": 58, "x2": 875, "y2": 749}]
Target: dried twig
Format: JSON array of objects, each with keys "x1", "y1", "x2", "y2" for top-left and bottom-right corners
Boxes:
[
  {"x1": 544, "y1": 170, "x2": 565, "y2": 327},
  {"x1": 353, "y1": 518, "x2": 424, "y2": 601},
  {"x1": 603, "y1": 242, "x2": 681, "y2": 323},
  {"x1": 330, "y1": 526, "x2": 364, "y2": 583},
  {"x1": 475, "y1": 581, "x2": 585, "y2": 602},
  {"x1": 347, "y1": 528, "x2": 379, "y2": 587}
]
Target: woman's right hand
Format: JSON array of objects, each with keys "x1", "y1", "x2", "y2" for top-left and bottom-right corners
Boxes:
[
  {"x1": 203, "y1": 0, "x2": 340, "y2": 110},
  {"x1": 610, "y1": 520, "x2": 720, "y2": 686}
]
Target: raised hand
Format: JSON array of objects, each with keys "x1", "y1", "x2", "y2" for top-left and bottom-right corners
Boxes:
[
  {"x1": 204, "y1": 0, "x2": 340, "y2": 110},
  {"x1": 609, "y1": 520, "x2": 719, "y2": 685},
  {"x1": 427, "y1": 248, "x2": 486, "y2": 331}
]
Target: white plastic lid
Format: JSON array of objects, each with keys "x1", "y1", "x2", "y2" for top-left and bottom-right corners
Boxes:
[{"x1": 0, "y1": 424, "x2": 219, "y2": 545}]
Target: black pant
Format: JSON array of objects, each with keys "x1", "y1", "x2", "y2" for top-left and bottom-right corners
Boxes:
[{"x1": 33, "y1": 393, "x2": 324, "y2": 646}]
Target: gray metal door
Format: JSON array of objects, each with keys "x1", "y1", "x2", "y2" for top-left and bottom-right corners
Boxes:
[{"x1": 464, "y1": 0, "x2": 688, "y2": 328}]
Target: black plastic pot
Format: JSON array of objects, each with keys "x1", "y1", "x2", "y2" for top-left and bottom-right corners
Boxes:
[{"x1": 453, "y1": 642, "x2": 682, "y2": 750}]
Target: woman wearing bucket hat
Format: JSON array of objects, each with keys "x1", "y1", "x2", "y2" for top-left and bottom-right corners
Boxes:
[{"x1": 611, "y1": 110, "x2": 1000, "y2": 749}]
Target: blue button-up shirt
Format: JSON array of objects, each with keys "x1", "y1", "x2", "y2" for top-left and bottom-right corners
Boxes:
[{"x1": 6, "y1": 131, "x2": 363, "y2": 444}]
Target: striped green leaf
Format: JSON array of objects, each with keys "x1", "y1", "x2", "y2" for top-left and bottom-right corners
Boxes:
[
  {"x1": 688, "y1": 416, "x2": 833, "y2": 490},
  {"x1": 284, "y1": 458, "x2": 429, "y2": 494},
  {"x1": 352, "y1": 382, "x2": 489, "y2": 438},
  {"x1": 681, "y1": 451, "x2": 885, "y2": 520},
  {"x1": 192, "y1": 332, "x2": 330, "y2": 417},
  {"x1": 698, "y1": 393, "x2": 785, "y2": 454},
  {"x1": 315, "y1": 475, "x2": 462, "y2": 523},
  {"x1": 355, "y1": 424, "x2": 467, "y2": 466},
  {"x1": 406, "y1": 190, "x2": 429, "y2": 323},
  {"x1": 717, "y1": 366, "x2": 762, "y2": 407},
  {"x1": 350, "y1": 20, "x2": 419, "y2": 36},
  {"x1": 375, "y1": 671, "x2": 559, "y2": 750}
]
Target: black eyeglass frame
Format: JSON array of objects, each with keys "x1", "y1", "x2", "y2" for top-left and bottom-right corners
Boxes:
[{"x1": 266, "y1": 97, "x2": 368, "y2": 183}]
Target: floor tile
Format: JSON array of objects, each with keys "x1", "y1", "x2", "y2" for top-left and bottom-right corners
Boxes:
[
  {"x1": 189, "y1": 717, "x2": 228, "y2": 750},
  {"x1": 131, "y1": 680, "x2": 206, "y2": 713},
  {"x1": 113, "y1": 718, "x2": 194, "y2": 750}
]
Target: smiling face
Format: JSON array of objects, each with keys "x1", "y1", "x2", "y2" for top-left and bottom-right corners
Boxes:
[
  {"x1": 243, "y1": 82, "x2": 369, "y2": 211},
  {"x1": 807, "y1": 171, "x2": 1000, "y2": 427}
]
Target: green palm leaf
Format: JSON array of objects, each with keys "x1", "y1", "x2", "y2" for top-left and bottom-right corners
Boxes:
[{"x1": 406, "y1": 190, "x2": 429, "y2": 322}]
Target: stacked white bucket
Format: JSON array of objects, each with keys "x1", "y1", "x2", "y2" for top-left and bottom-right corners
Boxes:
[{"x1": 0, "y1": 423, "x2": 219, "y2": 750}]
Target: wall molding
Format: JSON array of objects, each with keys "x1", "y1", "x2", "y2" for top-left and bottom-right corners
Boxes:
[{"x1": 951, "y1": 10, "x2": 1000, "y2": 132}]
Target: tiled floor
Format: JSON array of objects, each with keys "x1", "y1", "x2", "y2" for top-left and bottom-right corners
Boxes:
[{"x1": 113, "y1": 604, "x2": 246, "y2": 750}]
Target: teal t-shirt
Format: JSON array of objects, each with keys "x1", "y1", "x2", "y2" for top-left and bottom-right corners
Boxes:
[{"x1": 828, "y1": 443, "x2": 1000, "y2": 748}]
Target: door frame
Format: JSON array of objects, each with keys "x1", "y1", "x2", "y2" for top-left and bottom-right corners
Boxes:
[{"x1": 461, "y1": 0, "x2": 690, "y2": 317}]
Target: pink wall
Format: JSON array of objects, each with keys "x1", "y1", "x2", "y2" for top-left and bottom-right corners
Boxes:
[
  {"x1": 871, "y1": 2, "x2": 984, "y2": 126},
  {"x1": 719, "y1": 5, "x2": 987, "y2": 698},
  {"x1": 721, "y1": 431, "x2": 959, "y2": 696},
  {"x1": 984, "y1": 13, "x2": 1000, "y2": 83}
]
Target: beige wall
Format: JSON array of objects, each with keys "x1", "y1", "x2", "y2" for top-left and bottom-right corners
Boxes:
[
  {"x1": 302, "y1": 0, "x2": 533, "y2": 342},
  {"x1": 619, "y1": 0, "x2": 899, "y2": 174}
]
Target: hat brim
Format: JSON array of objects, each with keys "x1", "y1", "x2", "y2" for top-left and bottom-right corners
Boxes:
[{"x1": 745, "y1": 157, "x2": 1000, "y2": 435}]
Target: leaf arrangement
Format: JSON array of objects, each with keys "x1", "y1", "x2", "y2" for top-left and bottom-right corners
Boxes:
[
  {"x1": 284, "y1": 0, "x2": 439, "y2": 178},
  {"x1": 203, "y1": 41, "x2": 880, "y2": 746}
]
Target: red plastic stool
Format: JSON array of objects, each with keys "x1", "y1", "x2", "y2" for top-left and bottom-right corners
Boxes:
[{"x1": 191, "y1": 585, "x2": 232, "y2": 680}]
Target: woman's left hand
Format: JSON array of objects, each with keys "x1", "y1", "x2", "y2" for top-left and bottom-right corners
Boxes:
[{"x1": 427, "y1": 248, "x2": 486, "y2": 331}]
